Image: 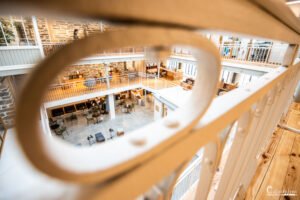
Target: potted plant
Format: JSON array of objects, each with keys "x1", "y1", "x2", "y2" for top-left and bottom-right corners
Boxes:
[{"x1": 0, "y1": 18, "x2": 15, "y2": 46}]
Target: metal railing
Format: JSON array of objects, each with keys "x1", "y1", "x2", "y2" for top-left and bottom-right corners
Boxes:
[
  {"x1": 0, "y1": 38, "x2": 37, "y2": 46},
  {"x1": 2, "y1": 1, "x2": 300, "y2": 200},
  {"x1": 42, "y1": 42, "x2": 145, "y2": 57},
  {"x1": 42, "y1": 41, "x2": 287, "y2": 67},
  {"x1": 171, "y1": 155, "x2": 202, "y2": 200},
  {"x1": 172, "y1": 43, "x2": 288, "y2": 66},
  {"x1": 0, "y1": 45, "x2": 42, "y2": 66},
  {"x1": 219, "y1": 43, "x2": 287, "y2": 66},
  {"x1": 45, "y1": 73, "x2": 179, "y2": 102}
]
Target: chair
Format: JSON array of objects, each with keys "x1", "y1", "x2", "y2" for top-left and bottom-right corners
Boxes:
[
  {"x1": 70, "y1": 113, "x2": 78, "y2": 121},
  {"x1": 56, "y1": 117, "x2": 65, "y2": 125},
  {"x1": 116, "y1": 128, "x2": 125, "y2": 136},
  {"x1": 54, "y1": 125, "x2": 68, "y2": 137},
  {"x1": 86, "y1": 115, "x2": 94, "y2": 125},
  {"x1": 83, "y1": 109, "x2": 89, "y2": 117},
  {"x1": 95, "y1": 132, "x2": 105, "y2": 143}
]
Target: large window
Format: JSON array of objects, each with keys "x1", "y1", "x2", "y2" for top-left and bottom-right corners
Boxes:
[{"x1": 0, "y1": 16, "x2": 36, "y2": 46}]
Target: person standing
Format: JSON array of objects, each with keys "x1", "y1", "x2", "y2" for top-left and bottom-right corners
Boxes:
[{"x1": 73, "y1": 29, "x2": 79, "y2": 40}]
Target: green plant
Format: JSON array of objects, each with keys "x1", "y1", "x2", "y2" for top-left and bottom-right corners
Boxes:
[{"x1": 0, "y1": 18, "x2": 15, "y2": 45}]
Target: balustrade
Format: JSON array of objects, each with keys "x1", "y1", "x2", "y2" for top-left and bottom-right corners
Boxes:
[{"x1": 0, "y1": 0, "x2": 299, "y2": 200}]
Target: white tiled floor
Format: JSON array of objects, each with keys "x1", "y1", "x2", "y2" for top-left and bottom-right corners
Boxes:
[{"x1": 53, "y1": 101, "x2": 154, "y2": 146}]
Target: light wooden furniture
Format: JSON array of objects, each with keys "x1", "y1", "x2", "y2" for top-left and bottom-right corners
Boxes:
[
  {"x1": 3, "y1": 1, "x2": 300, "y2": 200},
  {"x1": 218, "y1": 82, "x2": 238, "y2": 95},
  {"x1": 180, "y1": 81, "x2": 193, "y2": 90},
  {"x1": 160, "y1": 68, "x2": 183, "y2": 80}
]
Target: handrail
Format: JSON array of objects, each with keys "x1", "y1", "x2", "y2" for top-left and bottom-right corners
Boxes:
[
  {"x1": 45, "y1": 73, "x2": 181, "y2": 103},
  {"x1": 1, "y1": 1, "x2": 300, "y2": 200},
  {"x1": 253, "y1": 0, "x2": 300, "y2": 34},
  {"x1": 42, "y1": 43, "x2": 145, "y2": 56},
  {"x1": 173, "y1": 43, "x2": 287, "y2": 66},
  {"x1": 43, "y1": 41, "x2": 287, "y2": 66},
  {"x1": 80, "y1": 64, "x2": 299, "y2": 200},
  {"x1": 15, "y1": 27, "x2": 221, "y2": 188}
]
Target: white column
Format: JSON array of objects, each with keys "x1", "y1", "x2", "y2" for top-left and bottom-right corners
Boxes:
[
  {"x1": 32, "y1": 16, "x2": 45, "y2": 58},
  {"x1": 294, "y1": 81, "x2": 300, "y2": 103},
  {"x1": 99, "y1": 21, "x2": 104, "y2": 32},
  {"x1": 0, "y1": 21, "x2": 8, "y2": 46},
  {"x1": 40, "y1": 105, "x2": 52, "y2": 137},
  {"x1": 21, "y1": 16, "x2": 30, "y2": 45},
  {"x1": 282, "y1": 44, "x2": 299, "y2": 67},
  {"x1": 104, "y1": 63, "x2": 110, "y2": 89},
  {"x1": 157, "y1": 61, "x2": 160, "y2": 79},
  {"x1": 108, "y1": 94, "x2": 115, "y2": 119}
]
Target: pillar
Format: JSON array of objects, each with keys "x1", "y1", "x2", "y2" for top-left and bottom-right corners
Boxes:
[
  {"x1": 281, "y1": 44, "x2": 299, "y2": 117},
  {"x1": 32, "y1": 16, "x2": 45, "y2": 58},
  {"x1": 107, "y1": 94, "x2": 116, "y2": 119},
  {"x1": 282, "y1": 44, "x2": 299, "y2": 67},
  {"x1": 124, "y1": 61, "x2": 127, "y2": 70},
  {"x1": 0, "y1": 21, "x2": 8, "y2": 46},
  {"x1": 99, "y1": 21, "x2": 104, "y2": 32},
  {"x1": 104, "y1": 63, "x2": 110, "y2": 89},
  {"x1": 157, "y1": 61, "x2": 160, "y2": 79},
  {"x1": 294, "y1": 81, "x2": 300, "y2": 103}
]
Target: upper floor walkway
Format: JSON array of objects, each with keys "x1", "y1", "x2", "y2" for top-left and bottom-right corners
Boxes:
[
  {"x1": 44, "y1": 73, "x2": 180, "y2": 107},
  {"x1": 0, "y1": 15, "x2": 293, "y2": 76}
]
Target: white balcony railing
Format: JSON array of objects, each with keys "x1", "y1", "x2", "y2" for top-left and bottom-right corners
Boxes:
[
  {"x1": 171, "y1": 155, "x2": 202, "y2": 200},
  {"x1": 42, "y1": 42, "x2": 145, "y2": 57},
  {"x1": 0, "y1": 45, "x2": 42, "y2": 66},
  {"x1": 43, "y1": 42, "x2": 288, "y2": 67},
  {"x1": 1, "y1": 1, "x2": 300, "y2": 200},
  {"x1": 46, "y1": 73, "x2": 140, "y2": 102},
  {"x1": 45, "y1": 73, "x2": 179, "y2": 102},
  {"x1": 172, "y1": 43, "x2": 289, "y2": 67}
]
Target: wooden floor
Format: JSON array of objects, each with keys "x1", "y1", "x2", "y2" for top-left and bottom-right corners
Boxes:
[{"x1": 246, "y1": 103, "x2": 300, "y2": 200}]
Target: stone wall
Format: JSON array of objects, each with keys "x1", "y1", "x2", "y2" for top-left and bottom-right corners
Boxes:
[
  {"x1": 0, "y1": 78, "x2": 15, "y2": 128},
  {"x1": 37, "y1": 18, "x2": 120, "y2": 43},
  {"x1": 52, "y1": 61, "x2": 141, "y2": 84},
  {"x1": 37, "y1": 18, "x2": 51, "y2": 43}
]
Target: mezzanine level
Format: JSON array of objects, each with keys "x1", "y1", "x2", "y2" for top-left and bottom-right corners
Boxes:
[
  {"x1": 0, "y1": 0, "x2": 300, "y2": 200},
  {"x1": 44, "y1": 73, "x2": 179, "y2": 106},
  {"x1": 0, "y1": 33, "x2": 291, "y2": 77}
]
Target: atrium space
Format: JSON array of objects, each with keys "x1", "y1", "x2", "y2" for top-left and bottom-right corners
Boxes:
[
  {"x1": 47, "y1": 89, "x2": 155, "y2": 146},
  {"x1": 1, "y1": 3, "x2": 300, "y2": 199}
]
